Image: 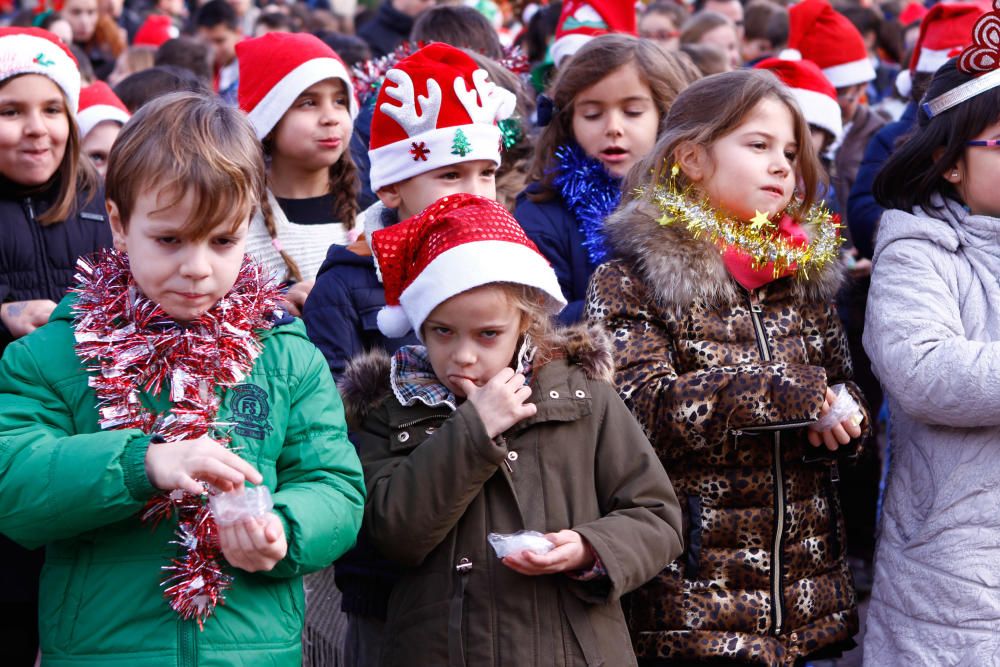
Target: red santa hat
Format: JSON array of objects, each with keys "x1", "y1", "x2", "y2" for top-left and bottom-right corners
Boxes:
[
  {"x1": 786, "y1": 0, "x2": 876, "y2": 88},
  {"x1": 0, "y1": 27, "x2": 80, "y2": 114},
  {"x1": 367, "y1": 43, "x2": 516, "y2": 193},
  {"x1": 371, "y1": 194, "x2": 566, "y2": 339},
  {"x1": 550, "y1": 0, "x2": 637, "y2": 66},
  {"x1": 236, "y1": 32, "x2": 358, "y2": 141},
  {"x1": 755, "y1": 56, "x2": 843, "y2": 140},
  {"x1": 899, "y1": 2, "x2": 929, "y2": 27},
  {"x1": 77, "y1": 81, "x2": 130, "y2": 138},
  {"x1": 895, "y1": 2, "x2": 988, "y2": 96},
  {"x1": 133, "y1": 15, "x2": 178, "y2": 48}
]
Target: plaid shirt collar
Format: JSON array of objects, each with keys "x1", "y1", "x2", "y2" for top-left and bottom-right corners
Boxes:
[
  {"x1": 390, "y1": 345, "x2": 458, "y2": 411},
  {"x1": 389, "y1": 342, "x2": 536, "y2": 412}
]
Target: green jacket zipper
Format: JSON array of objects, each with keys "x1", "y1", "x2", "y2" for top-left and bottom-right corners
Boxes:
[{"x1": 178, "y1": 619, "x2": 197, "y2": 667}]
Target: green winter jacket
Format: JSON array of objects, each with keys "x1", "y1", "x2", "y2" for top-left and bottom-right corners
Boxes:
[{"x1": 0, "y1": 295, "x2": 366, "y2": 667}]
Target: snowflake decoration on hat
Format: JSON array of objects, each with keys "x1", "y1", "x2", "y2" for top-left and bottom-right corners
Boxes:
[{"x1": 410, "y1": 141, "x2": 430, "y2": 161}]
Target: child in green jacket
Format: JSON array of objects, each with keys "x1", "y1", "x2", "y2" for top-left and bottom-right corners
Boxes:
[{"x1": 0, "y1": 92, "x2": 366, "y2": 667}]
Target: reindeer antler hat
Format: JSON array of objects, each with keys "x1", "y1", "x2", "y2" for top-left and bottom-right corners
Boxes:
[{"x1": 367, "y1": 43, "x2": 517, "y2": 193}]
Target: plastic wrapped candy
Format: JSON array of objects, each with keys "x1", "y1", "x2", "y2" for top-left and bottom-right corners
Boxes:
[
  {"x1": 209, "y1": 485, "x2": 273, "y2": 526},
  {"x1": 487, "y1": 531, "x2": 555, "y2": 558},
  {"x1": 815, "y1": 383, "x2": 863, "y2": 431}
]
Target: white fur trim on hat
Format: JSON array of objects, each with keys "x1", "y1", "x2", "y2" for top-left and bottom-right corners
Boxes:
[
  {"x1": 246, "y1": 57, "x2": 357, "y2": 140},
  {"x1": 914, "y1": 47, "x2": 954, "y2": 74},
  {"x1": 386, "y1": 240, "x2": 567, "y2": 340},
  {"x1": 0, "y1": 34, "x2": 81, "y2": 113},
  {"x1": 790, "y1": 88, "x2": 843, "y2": 139},
  {"x1": 821, "y1": 58, "x2": 876, "y2": 88},
  {"x1": 77, "y1": 104, "x2": 130, "y2": 138},
  {"x1": 895, "y1": 68, "x2": 912, "y2": 98},
  {"x1": 550, "y1": 33, "x2": 594, "y2": 67},
  {"x1": 368, "y1": 123, "x2": 503, "y2": 193}
]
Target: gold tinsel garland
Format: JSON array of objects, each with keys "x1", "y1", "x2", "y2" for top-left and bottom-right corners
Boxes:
[{"x1": 641, "y1": 173, "x2": 843, "y2": 279}]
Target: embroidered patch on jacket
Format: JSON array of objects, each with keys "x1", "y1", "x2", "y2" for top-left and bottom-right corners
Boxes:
[{"x1": 229, "y1": 384, "x2": 273, "y2": 439}]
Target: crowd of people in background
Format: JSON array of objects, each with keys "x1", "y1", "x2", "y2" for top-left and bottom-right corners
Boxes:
[{"x1": 2, "y1": 0, "x2": 1000, "y2": 665}]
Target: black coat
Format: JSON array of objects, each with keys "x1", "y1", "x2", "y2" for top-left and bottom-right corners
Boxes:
[
  {"x1": 357, "y1": 1, "x2": 414, "y2": 58},
  {"x1": 0, "y1": 179, "x2": 111, "y2": 348}
]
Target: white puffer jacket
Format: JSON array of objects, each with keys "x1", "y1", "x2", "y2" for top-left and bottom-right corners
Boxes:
[{"x1": 864, "y1": 195, "x2": 1000, "y2": 665}]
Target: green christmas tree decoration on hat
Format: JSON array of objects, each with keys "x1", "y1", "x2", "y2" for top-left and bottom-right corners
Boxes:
[{"x1": 451, "y1": 128, "x2": 472, "y2": 157}]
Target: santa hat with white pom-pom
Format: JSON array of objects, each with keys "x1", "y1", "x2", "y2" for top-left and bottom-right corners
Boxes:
[
  {"x1": 370, "y1": 193, "x2": 566, "y2": 340},
  {"x1": 755, "y1": 55, "x2": 843, "y2": 140}
]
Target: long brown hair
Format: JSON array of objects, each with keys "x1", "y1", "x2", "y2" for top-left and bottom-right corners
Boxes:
[
  {"x1": 626, "y1": 69, "x2": 824, "y2": 218},
  {"x1": 260, "y1": 83, "x2": 360, "y2": 283},
  {"x1": 0, "y1": 75, "x2": 99, "y2": 225},
  {"x1": 526, "y1": 33, "x2": 698, "y2": 202}
]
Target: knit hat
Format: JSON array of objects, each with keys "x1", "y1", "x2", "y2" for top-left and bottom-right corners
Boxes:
[
  {"x1": 236, "y1": 32, "x2": 358, "y2": 141},
  {"x1": 897, "y1": 2, "x2": 988, "y2": 96},
  {"x1": 77, "y1": 81, "x2": 130, "y2": 138},
  {"x1": 371, "y1": 193, "x2": 566, "y2": 339},
  {"x1": 133, "y1": 15, "x2": 179, "y2": 48},
  {"x1": 786, "y1": 0, "x2": 876, "y2": 88},
  {"x1": 0, "y1": 27, "x2": 80, "y2": 114},
  {"x1": 550, "y1": 0, "x2": 638, "y2": 66},
  {"x1": 367, "y1": 43, "x2": 516, "y2": 193},
  {"x1": 755, "y1": 56, "x2": 843, "y2": 140}
]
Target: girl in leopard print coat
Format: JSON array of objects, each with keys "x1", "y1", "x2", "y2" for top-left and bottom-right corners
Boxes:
[{"x1": 586, "y1": 70, "x2": 870, "y2": 667}]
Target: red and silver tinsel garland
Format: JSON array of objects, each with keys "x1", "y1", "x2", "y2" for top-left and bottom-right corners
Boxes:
[{"x1": 71, "y1": 249, "x2": 282, "y2": 628}]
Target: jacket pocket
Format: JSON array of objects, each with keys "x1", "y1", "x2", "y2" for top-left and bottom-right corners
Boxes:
[
  {"x1": 42, "y1": 548, "x2": 90, "y2": 650},
  {"x1": 684, "y1": 495, "x2": 703, "y2": 580}
]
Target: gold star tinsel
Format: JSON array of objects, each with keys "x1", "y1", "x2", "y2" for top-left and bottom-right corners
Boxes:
[{"x1": 641, "y1": 178, "x2": 843, "y2": 279}]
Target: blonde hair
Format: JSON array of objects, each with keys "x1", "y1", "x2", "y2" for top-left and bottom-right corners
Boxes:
[
  {"x1": 626, "y1": 69, "x2": 824, "y2": 218},
  {"x1": 494, "y1": 283, "x2": 560, "y2": 368},
  {"x1": 106, "y1": 92, "x2": 265, "y2": 239}
]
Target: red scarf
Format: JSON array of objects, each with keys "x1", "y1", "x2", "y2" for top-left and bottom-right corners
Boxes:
[{"x1": 722, "y1": 214, "x2": 810, "y2": 291}]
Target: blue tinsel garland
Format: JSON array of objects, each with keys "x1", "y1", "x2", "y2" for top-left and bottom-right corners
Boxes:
[{"x1": 551, "y1": 143, "x2": 621, "y2": 266}]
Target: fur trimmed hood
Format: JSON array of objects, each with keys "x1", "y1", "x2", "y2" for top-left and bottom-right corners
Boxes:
[
  {"x1": 603, "y1": 197, "x2": 845, "y2": 312},
  {"x1": 337, "y1": 323, "x2": 614, "y2": 429}
]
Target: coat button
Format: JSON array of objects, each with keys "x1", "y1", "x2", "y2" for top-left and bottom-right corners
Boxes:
[
  {"x1": 397, "y1": 431, "x2": 410, "y2": 442},
  {"x1": 574, "y1": 390, "x2": 586, "y2": 398},
  {"x1": 425, "y1": 427, "x2": 436, "y2": 435},
  {"x1": 507, "y1": 451, "x2": 519, "y2": 461},
  {"x1": 549, "y1": 390, "x2": 560, "y2": 399}
]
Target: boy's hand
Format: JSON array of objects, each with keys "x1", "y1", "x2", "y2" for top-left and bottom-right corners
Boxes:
[
  {"x1": 219, "y1": 512, "x2": 287, "y2": 573},
  {"x1": 145, "y1": 434, "x2": 263, "y2": 494},
  {"x1": 453, "y1": 368, "x2": 536, "y2": 439},
  {"x1": 0, "y1": 299, "x2": 57, "y2": 338},
  {"x1": 807, "y1": 387, "x2": 863, "y2": 451},
  {"x1": 502, "y1": 530, "x2": 594, "y2": 576},
  {"x1": 281, "y1": 280, "x2": 314, "y2": 317}
]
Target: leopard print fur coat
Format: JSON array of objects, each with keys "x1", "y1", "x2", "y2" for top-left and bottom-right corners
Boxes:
[{"x1": 585, "y1": 197, "x2": 869, "y2": 666}]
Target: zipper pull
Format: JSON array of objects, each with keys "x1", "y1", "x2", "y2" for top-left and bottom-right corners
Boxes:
[
  {"x1": 829, "y1": 461, "x2": 840, "y2": 483},
  {"x1": 25, "y1": 198, "x2": 35, "y2": 222}
]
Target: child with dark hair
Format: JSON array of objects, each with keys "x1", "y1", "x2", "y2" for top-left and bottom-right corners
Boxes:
[
  {"x1": 741, "y1": 0, "x2": 788, "y2": 64},
  {"x1": 864, "y1": 24, "x2": 1000, "y2": 657},
  {"x1": 112, "y1": 64, "x2": 212, "y2": 112},
  {"x1": 639, "y1": 1, "x2": 687, "y2": 51},
  {"x1": 154, "y1": 36, "x2": 213, "y2": 86},
  {"x1": 516, "y1": 34, "x2": 695, "y2": 324},
  {"x1": 195, "y1": 0, "x2": 242, "y2": 104},
  {"x1": 410, "y1": 5, "x2": 504, "y2": 59}
]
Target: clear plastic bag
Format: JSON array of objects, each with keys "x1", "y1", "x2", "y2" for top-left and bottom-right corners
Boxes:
[
  {"x1": 815, "y1": 383, "x2": 863, "y2": 431},
  {"x1": 487, "y1": 530, "x2": 555, "y2": 558},
  {"x1": 209, "y1": 485, "x2": 274, "y2": 526}
]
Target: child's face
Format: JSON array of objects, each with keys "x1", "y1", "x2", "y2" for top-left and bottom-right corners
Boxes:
[
  {"x1": 836, "y1": 83, "x2": 865, "y2": 123},
  {"x1": 108, "y1": 187, "x2": 249, "y2": 322},
  {"x1": 948, "y1": 118, "x2": 1000, "y2": 218},
  {"x1": 422, "y1": 285, "x2": 524, "y2": 399},
  {"x1": 571, "y1": 61, "x2": 660, "y2": 180},
  {"x1": 681, "y1": 97, "x2": 797, "y2": 222},
  {"x1": 377, "y1": 159, "x2": 497, "y2": 220},
  {"x1": 0, "y1": 75, "x2": 69, "y2": 187},
  {"x1": 699, "y1": 24, "x2": 742, "y2": 70},
  {"x1": 270, "y1": 78, "x2": 353, "y2": 174},
  {"x1": 198, "y1": 24, "x2": 241, "y2": 67},
  {"x1": 741, "y1": 37, "x2": 773, "y2": 64},
  {"x1": 82, "y1": 120, "x2": 121, "y2": 179},
  {"x1": 63, "y1": 0, "x2": 99, "y2": 43},
  {"x1": 638, "y1": 12, "x2": 680, "y2": 51}
]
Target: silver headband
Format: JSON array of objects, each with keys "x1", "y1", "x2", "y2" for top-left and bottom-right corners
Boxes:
[{"x1": 922, "y1": 68, "x2": 1000, "y2": 118}]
